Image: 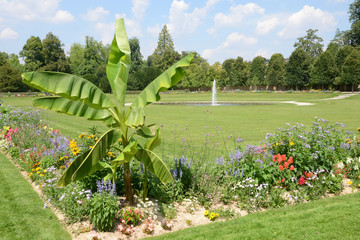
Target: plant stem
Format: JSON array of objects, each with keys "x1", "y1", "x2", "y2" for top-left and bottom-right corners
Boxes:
[{"x1": 124, "y1": 162, "x2": 133, "y2": 204}]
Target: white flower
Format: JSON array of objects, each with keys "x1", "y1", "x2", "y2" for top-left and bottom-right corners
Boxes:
[
  {"x1": 337, "y1": 162, "x2": 345, "y2": 169},
  {"x1": 346, "y1": 157, "x2": 353, "y2": 164},
  {"x1": 354, "y1": 165, "x2": 359, "y2": 171}
]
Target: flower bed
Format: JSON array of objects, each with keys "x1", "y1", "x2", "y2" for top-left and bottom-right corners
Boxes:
[{"x1": 1, "y1": 105, "x2": 360, "y2": 239}]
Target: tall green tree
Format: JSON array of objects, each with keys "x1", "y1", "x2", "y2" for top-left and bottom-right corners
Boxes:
[
  {"x1": 151, "y1": 25, "x2": 180, "y2": 71},
  {"x1": 69, "y1": 43, "x2": 86, "y2": 76},
  {"x1": 310, "y1": 51, "x2": 337, "y2": 90},
  {"x1": 128, "y1": 37, "x2": 143, "y2": 74},
  {"x1": 248, "y1": 56, "x2": 266, "y2": 89},
  {"x1": 222, "y1": 57, "x2": 249, "y2": 86},
  {"x1": 40, "y1": 32, "x2": 70, "y2": 73},
  {"x1": 265, "y1": 53, "x2": 286, "y2": 87},
  {"x1": 348, "y1": 0, "x2": 360, "y2": 45},
  {"x1": 294, "y1": 29, "x2": 324, "y2": 61},
  {"x1": 0, "y1": 55, "x2": 26, "y2": 92},
  {"x1": 208, "y1": 62, "x2": 227, "y2": 87},
  {"x1": 285, "y1": 48, "x2": 311, "y2": 90},
  {"x1": 342, "y1": 49, "x2": 360, "y2": 91},
  {"x1": 20, "y1": 36, "x2": 45, "y2": 71},
  {"x1": 331, "y1": 28, "x2": 351, "y2": 47}
]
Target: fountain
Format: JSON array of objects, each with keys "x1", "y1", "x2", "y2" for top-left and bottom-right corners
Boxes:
[{"x1": 212, "y1": 79, "x2": 216, "y2": 106}]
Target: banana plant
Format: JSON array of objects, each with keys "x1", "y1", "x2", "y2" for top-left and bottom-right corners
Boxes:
[{"x1": 22, "y1": 18, "x2": 194, "y2": 203}]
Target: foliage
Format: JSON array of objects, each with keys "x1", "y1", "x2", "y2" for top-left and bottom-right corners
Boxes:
[
  {"x1": 341, "y1": 49, "x2": 360, "y2": 91},
  {"x1": 265, "y1": 53, "x2": 286, "y2": 87},
  {"x1": 89, "y1": 190, "x2": 118, "y2": 231},
  {"x1": 248, "y1": 56, "x2": 266, "y2": 87},
  {"x1": 310, "y1": 51, "x2": 337, "y2": 89},
  {"x1": 151, "y1": 25, "x2": 180, "y2": 71},
  {"x1": 222, "y1": 57, "x2": 249, "y2": 87},
  {"x1": 294, "y1": 29, "x2": 324, "y2": 60},
  {"x1": 285, "y1": 48, "x2": 311, "y2": 90}
]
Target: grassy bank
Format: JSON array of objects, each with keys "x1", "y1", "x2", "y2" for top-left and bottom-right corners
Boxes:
[{"x1": 0, "y1": 153, "x2": 71, "y2": 240}]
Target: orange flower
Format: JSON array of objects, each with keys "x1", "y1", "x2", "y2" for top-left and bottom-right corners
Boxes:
[
  {"x1": 284, "y1": 162, "x2": 289, "y2": 169},
  {"x1": 281, "y1": 178, "x2": 285, "y2": 183},
  {"x1": 281, "y1": 154, "x2": 286, "y2": 162},
  {"x1": 288, "y1": 156, "x2": 293, "y2": 164},
  {"x1": 279, "y1": 165, "x2": 284, "y2": 171},
  {"x1": 290, "y1": 165, "x2": 295, "y2": 171}
]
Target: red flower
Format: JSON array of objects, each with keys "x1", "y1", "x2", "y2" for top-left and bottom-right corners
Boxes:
[
  {"x1": 288, "y1": 157, "x2": 293, "y2": 164},
  {"x1": 290, "y1": 165, "x2": 295, "y2": 171},
  {"x1": 281, "y1": 178, "x2": 285, "y2": 183},
  {"x1": 279, "y1": 165, "x2": 284, "y2": 171},
  {"x1": 284, "y1": 162, "x2": 289, "y2": 169},
  {"x1": 281, "y1": 154, "x2": 286, "y2": 162},
  {"x1": 298, "y1": 176, "x2": 305, "y2": 185}
]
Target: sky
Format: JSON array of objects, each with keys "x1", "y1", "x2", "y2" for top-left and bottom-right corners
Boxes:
[{"x1": 0, "y1": 0, "x2": 353, "y2": 64}]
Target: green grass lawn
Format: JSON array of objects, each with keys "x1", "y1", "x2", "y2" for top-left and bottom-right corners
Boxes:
[
  {"x1": 150, "y1": 192, "x2": 360, "y2": 240},
  {"x1": 2, "y1": 92, "x2": 359, "y2": 153},
  {"x1": 0, "y1": 153, "x2": 71, "y2": 240}
]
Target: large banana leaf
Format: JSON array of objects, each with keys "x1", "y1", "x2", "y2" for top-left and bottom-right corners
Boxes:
[
  {"x1": 57, "y1": 129, "x2": 121, "y2": 186},
  {"x1": 126, "y1": 54, "x2": 194, "y2": 127},
  {"x1": 136, "y1": 149, "x2": 173, "y2": 184},
  {"x1": 135, "y1": 128, "x2": 172, "y2": 184},
  {"x1": 106, "y1": 18, "x2": 131, "y2": 114},
  {"x1": 72, "y1": 128, "x2": 121, "y2": 181},
  {"x1": 34, "y1": 97, "x2": 113, "y2": 121},
  {"x1": 22, "y1": 72, "x2": 114, "y2": 110},
  {"x1": 57, "y1": 149, "x2": 91, "y2": 187}
]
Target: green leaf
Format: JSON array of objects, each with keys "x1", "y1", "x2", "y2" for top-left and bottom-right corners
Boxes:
[
  {"x1": 136, "y1": 125, "x2": 156, "y2": 138},
  {"x1": 126, "y1": 54, "x2": 194, "y2": 127},
  {"x1": 136, "y1": 149, "x2": 173, "y2": 184},
  {"x1": 111, "y1": 140, "x2": 138, "y2": 166},
  {"x1": 57, "y1": 150, "x2": 91, "y2": 187},
  {"x1": 106, "y1": 18, "x2": 131, "y2": 114},
  {"x1": 33, "y1": 96, "x2": 113, "y2": 121},
  {"x1": 21, "y1": 71, "x2": 114, "y2": 110},
  {"x1": 72, "y1": 129, "x2": 122, "y2": 181},
  {"x1": 145, "y1": 128, "x2": 161, "y2": 150}
]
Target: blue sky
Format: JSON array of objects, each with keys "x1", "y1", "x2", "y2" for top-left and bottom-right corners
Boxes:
[{"x1": 0, "y1": 0, "x2": 353, "y2": 64}]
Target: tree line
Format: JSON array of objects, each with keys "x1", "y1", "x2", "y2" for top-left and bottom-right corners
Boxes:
[{"x1": 1, "y1": 0, "x2": 360, "y2": 92}]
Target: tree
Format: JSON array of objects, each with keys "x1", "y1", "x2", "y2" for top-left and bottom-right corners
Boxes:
[
  {"x1": 40, "y1": 32, "x2": 70, "y2": 73},
  {"x1": 331, "y1": 28, "x2": 351, "y2": 47},
  {"x1": 285, "y1": 48, "x2": 311, "y2": 90},
  {"x1": 222, "y1": 57, "x2": 249, "y2": 86},
  {"x1": 22, "y1": 19, "x2": 194, "y2": 204},
  {"x1": 310, "y1": 51, "x2": 337, "y2": 90},
  {"x1": 248, "y1": 56, "x2": 266, "y2": 89},
  {"x1": 347, "y1": 0, "x2": 360, "y2": 45},
  {"x1": 266, "y1": 53, "x2": 286, "y2": 87},
  {"x1": 69, "y1": 43, "x2": 86, "y2": 76},
  {"x1": 342, "y1": 49, "x2": 360, "y2": 92},
  {"x1": 0, "y1": 55, "x2": 26, "y2": 92},
  {"x1": 208, "y1": 62, "x2": 227, "y2": 87},
  {"x1": 294, "y1": 29, "x2": 324, "y2": 61},
  {"x1": 151, "y1": 25, "x2": 180, "y2": 71},
  {"x1": 128, "y1": 37, "x2": 143, "y2": 74},
  {"x1": 20, "y1": 36, "x2": 45, "y2": 71}
]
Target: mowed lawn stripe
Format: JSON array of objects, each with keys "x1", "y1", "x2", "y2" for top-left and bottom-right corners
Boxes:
[{"x1": 0, "y1": 153, "x2": 71, "y2": 240}]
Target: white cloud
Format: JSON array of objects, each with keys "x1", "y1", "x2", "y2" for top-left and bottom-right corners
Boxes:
[
  {"x1": 0, "y1": 0, "x2": 74, "y2": 23},
  {"x1": 278, "y1": 5, "x2": 336, "y2": 38},
  {"x1": 168, "y1": 0, "x2": 220, "y2": 35},
  {"x1": 256, "y1": 18, "x2": 280, "y2": 35},
  {"x1": 51, "y1": 10, "x2": 74, "y2": 23},
  {"x1": 202, "y1": 32, "x2": 257, "y2": 63},
  {"x1": 255, "y1": 49, "x2": 271, "y2": 59},
  {"x1": 0, "y1": 27, "x2": 19, "y2": 39},
  {"x1": 132, "y1": 0, "x2": 149, "y2": 20},
  {"x1": 83, "y1": 7, "x2": 109, "y2": 22},
  {"x1": 94, "y1": 22, "x2": 114, "y2": 44},
  {"x1": 147, "y1": 24, "x2": 162, "y2": 37},
  {"x1": 208, "y1": 3, "x2": 264, "y2": 33}
]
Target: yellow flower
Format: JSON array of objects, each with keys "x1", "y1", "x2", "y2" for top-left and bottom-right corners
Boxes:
[
  {"x1": 349, "y1": 181, "x2": 353, "y2": 185},
  {"x1": 32, "y1": 169, "x2": 35, "y2": 172},
  {"x1": 89, "y1": 146, "x2": 93, "y2": 149},
  {"x1": 210, "y1": 212, "x2": 216, "y2": 219},
  {"x1": 118, "y1": 138, "x2": 123, "y2": 143},
  {"x1": 36, "y1": 171, "x2": 40, "y2": 174},
  {"x1": 40, "y1": 174, "x2": 44, "y2": 177},
  {"x1": 87, "y1": 135, "x2": 95, "y2": 139},
  {"x1": 60, "y1": 165, "x2": 65, "y2": 169},
  {"x1": 289, "y1": 141, "x2": 294, "y2": 146},
  {"x1": 3, "y1": 126, "x2": 10, "y2": 130},
  {"x1": 79, "y1": 133, "x2": 87, "y2": 138},
  {"x1": 36, "y1": 167, "x2": 41, "y2": 171},
  {"x1": 358, "y1": 184, "x2": 360, "y2": 187},
  {"x1": 204, "y1": 211, "x2": 209, "y2": 216},
  {"x1": 29, "y1": 172, "x2": 33, "y2": 176}
]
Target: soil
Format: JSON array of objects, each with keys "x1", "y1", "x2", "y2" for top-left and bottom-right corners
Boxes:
[{"x1": 4, "y1": 151, "x2": 359, "y2": 240}]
